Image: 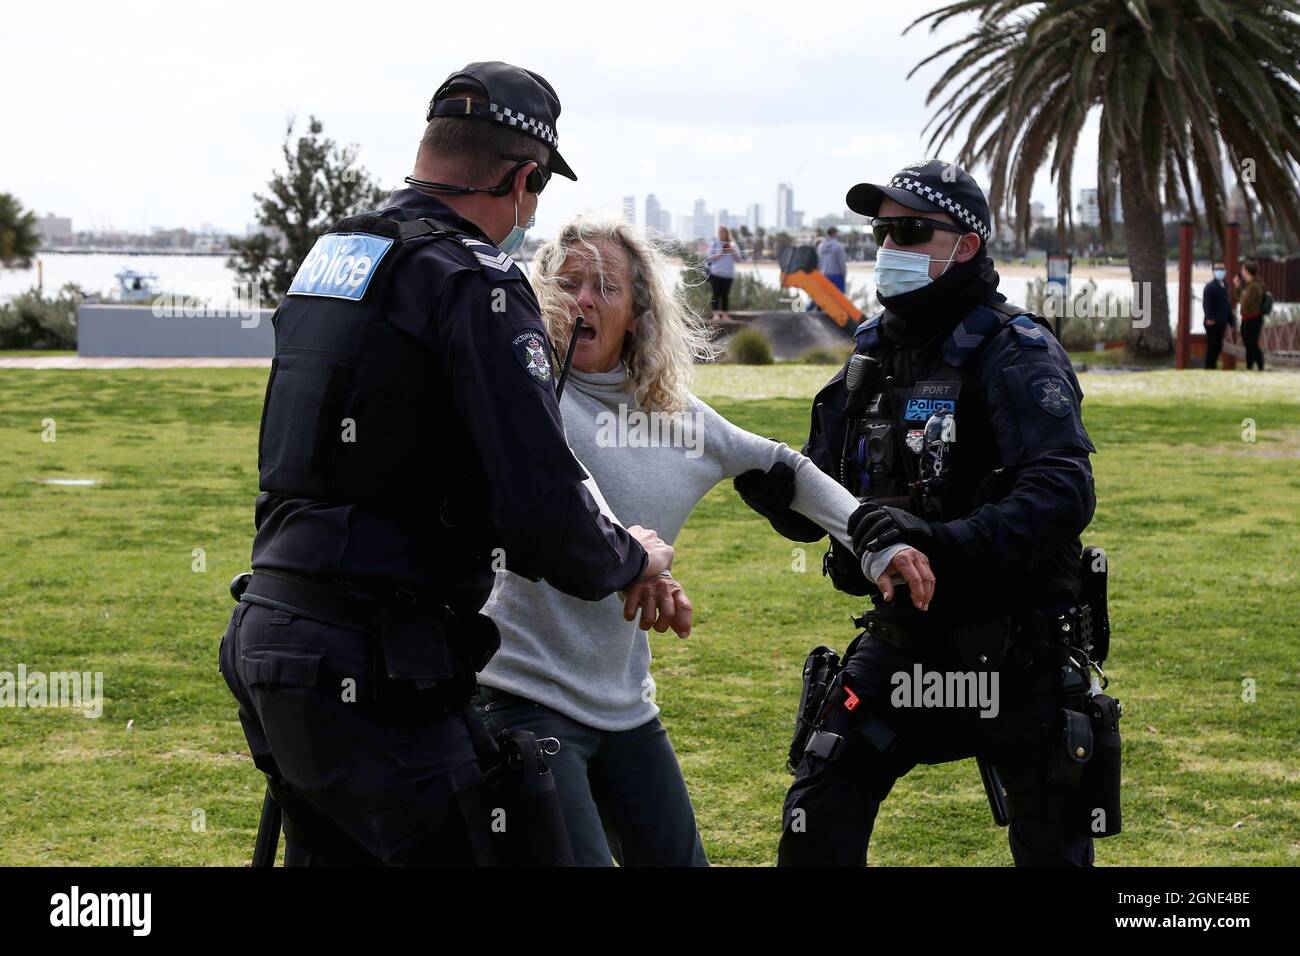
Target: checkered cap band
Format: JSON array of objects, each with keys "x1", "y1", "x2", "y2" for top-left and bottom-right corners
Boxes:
[
  {"x1": 487, "y1": 101, "x2": 558, "y2": 148},
  {"x1": 889, "y1": 175, "x2": 989, "y2": 241}
]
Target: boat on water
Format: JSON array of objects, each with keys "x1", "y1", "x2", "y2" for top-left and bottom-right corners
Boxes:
[{"x1": 113, "y1": 268, "x2": 160, "y2": 303}]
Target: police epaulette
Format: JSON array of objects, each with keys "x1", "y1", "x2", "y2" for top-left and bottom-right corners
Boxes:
[
  {"x1": 943, "y1": 304, "x2": 1048, "y2": 366},
  {"x1": 1007, "y1": 313, "x2": 1050, "y2": 348},
  {"x1": 456, "y1": 237, "x2": 518, "y2": 276},
  {"x1": 942, "y1": 305, "x2": 1004, "y2": 366},
  {"x1": 854, "y1": 312, "x2": 883, "y2": 351}
]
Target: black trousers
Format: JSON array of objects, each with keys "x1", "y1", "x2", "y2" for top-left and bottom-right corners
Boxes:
[
  {"x1": 1241, "y1": 316, "x2": 1265, "y2": 370},
  {"x1": 778, "y1": 631, "x2": 1095, "y2": 867},
  {"x1": 219, "y1": 601, "x2": 489, "y2": 865},
  {"x1": 1204, "y1": 321, "x2": 1227, "y2": 369},
  {"x1": 708, "y1": 274, "x2": 733, "y2": 311}
]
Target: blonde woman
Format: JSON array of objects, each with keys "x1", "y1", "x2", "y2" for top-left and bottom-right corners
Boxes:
[{"x1": 474, "y1": 216, "x2": 904, "y2": 866}]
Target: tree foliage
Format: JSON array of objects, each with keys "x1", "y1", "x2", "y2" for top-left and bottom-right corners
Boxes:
[
  {"x1": 228, "y1": 116, "x2": 388, "y2": 300},
  {"x1": 0, "y1": 193, "x2": 41, "y2": 270},
  {"x1": 908, "y1": 0, "x2": 1300, "y2": 354}
]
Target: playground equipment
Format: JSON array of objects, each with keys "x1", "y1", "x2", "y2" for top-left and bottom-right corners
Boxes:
[{"x1": 778, "y1": 245, "x2": 863, "y2": 328}]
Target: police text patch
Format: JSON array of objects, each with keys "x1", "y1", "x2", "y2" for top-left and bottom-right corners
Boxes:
[
  {"x1": 1030, "y1": 375, "x2": 1072, "y2": 417},
  {"x1": 287, "y1": 233, "x2": 394, "y2": 301},
  {"x1": 903, "y1": 380, "x2": 959, "y2": 423},
  {"x1": 512, "y1": 330, "x2": 553, "y2": 385}
]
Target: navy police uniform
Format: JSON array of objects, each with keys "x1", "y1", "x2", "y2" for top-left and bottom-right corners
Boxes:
[
  {"x1": 219, "y1": 65, "x2": 647, "y2": 865},
  {"x1": 750, "y1": 162, "x2": 1106, "y2": 866}
]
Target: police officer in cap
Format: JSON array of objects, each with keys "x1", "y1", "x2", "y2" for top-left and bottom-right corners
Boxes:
[
  {"x1": 219, "y1": 61, "x2": 681, "y2": 865},
  {"x1": 735, "y1": 160, "x2": 1105, "y2": 866}
]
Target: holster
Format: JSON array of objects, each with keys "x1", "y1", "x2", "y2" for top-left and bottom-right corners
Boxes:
[
  {"x1": 462, "y1": 705, "x2": 574, "y2": 866},
  {"x1": 788, "y1": 646, "x2": 843, "y2": 771}
]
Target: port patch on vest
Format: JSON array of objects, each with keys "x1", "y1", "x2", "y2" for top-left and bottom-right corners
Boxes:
[{"x1": 288, "y1": 233, "x2": 394, "y2": 301}]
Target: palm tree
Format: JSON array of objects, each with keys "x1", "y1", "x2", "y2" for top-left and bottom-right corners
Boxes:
[{"x1": 907, "y1": 0, "x2": 1300, "y2": 354}]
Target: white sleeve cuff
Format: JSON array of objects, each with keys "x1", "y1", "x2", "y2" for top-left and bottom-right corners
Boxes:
[{"x1": 863, "y1": 544, "x2": 914, "y2": 584}]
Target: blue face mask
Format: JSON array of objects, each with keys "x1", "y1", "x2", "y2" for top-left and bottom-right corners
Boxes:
[
  {"x1": 874, "y1": 238, "x2": 961, "y2": 298},
  {"x1": 1214, "y1": 269, "x2": 1226, "y2": 281},
  {"x1": 498, "y1": 200, "x2": 533, "y2": 256}
]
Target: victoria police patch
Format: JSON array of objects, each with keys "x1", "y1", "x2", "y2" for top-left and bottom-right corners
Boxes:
[
  {"x1": 512, "y1": 330, "x2": 553, "y2": 385},
  {"x1": 1030, "y1": 375, "x2": 1072, "y2": 417}
]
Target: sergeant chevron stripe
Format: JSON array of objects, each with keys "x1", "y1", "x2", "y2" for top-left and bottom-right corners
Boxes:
[
  {"x1": 950, "y1": 323, "x2": 985, "y2": 350},
  {"x1": 459, "y1": 238, "x2": 515, "y2": 272}
]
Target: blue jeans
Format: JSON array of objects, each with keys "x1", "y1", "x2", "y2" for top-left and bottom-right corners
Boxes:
[{"x1": 475, "y1": 686, "x2": 709, "y2": 867}]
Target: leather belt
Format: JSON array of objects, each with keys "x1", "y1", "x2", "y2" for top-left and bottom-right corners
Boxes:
[{"x1": 237, "y1": 570, "x2": 379, "y2": 632}]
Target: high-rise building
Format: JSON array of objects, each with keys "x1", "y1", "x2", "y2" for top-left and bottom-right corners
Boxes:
[
  {"x1": 1078, "y1": 188, "x2": 1101, "y2": 227},
  {"x1": 622, "y1": 196, "x2": 636, "y2": 224},
  {"x1": 747, "y1": 204, "x2": 763, "y2": 231},
  {"x1": 35, "y1": 214, "x2": 73, "y2": 245},
  {"x1": 645, "y1": 193, "x2": 669, "y2": 235},
  {"x1": 776, "y1": 183, "x2": 794, "y2": 230},
  {"x1": 692, "y1": 198, "x2": 714, "y2": 240},
  {"x1": 1078, "y1": 188, "x2": 1123, "y2": 227}
]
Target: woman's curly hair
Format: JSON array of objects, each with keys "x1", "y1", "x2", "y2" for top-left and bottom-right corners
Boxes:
[{"x1": 530, "y1": 215, "x2": 717, "y2": 414}]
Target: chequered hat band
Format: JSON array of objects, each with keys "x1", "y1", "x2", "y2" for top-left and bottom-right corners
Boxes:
[
  {"x1": 487, "y1": 101, "x2": 558, "y2": 148},
  {"x1": 889, "y1": 175, "x2": 989, "y2": 241}
]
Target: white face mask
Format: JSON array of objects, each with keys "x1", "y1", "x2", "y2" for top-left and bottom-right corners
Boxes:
[{"x1": 873, "y1": 236, "x2": 962, "y2": 298}]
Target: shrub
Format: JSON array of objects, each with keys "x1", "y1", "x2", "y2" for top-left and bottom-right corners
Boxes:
[
  {"x1": 800, "y1": 344, "x2": 852, "y2": 365},
  {"x1": 726, "y1": 326, "x2": 774, "y2": 364},
  {"x1": 0, "y1": 284, "x2": 82, "y2": 349}
]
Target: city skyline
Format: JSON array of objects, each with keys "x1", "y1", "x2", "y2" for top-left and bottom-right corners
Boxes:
[{"x1": 5, "y1": 1, "x2": 1090, "y2": 243}]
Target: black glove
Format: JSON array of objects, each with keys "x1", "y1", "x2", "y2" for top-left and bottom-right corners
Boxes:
[
  {"x1": 849, "y1": 501, "x2": 935, "y2": 555},
  {"x1": 734, "y1": 461, "x2": 826, "y2": 542}
]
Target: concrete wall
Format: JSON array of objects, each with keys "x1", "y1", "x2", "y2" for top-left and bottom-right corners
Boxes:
[{"x1": 77, "y1": 304, "x2": 275, "y2": 357}]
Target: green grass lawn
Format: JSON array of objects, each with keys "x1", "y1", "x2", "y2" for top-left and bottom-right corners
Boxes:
[{"x1": 1, "y1": 364, "x2": 1297, "y2": 865}]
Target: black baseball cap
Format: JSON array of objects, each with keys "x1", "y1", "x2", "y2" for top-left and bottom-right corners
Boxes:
[
  {"x1": 427, "y1": 61, "x2": 576, "y2": 181},
  {"x1": 846, "y1": 159, "x2": 990, "y2": 242}
]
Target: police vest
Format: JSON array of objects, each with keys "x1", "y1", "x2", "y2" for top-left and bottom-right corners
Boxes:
[
  {"x1": 257, "y1": 214, "x2": 471, "y2": 523},
  {"x1": 838, "y1": 302, "x2": 1051, "y2": 520}
]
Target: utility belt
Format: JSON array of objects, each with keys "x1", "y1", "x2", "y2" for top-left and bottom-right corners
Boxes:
[
  {"x1": 230, "y1": 569, "x2": 499, "y2": 714},
  {"x1": 856, "y1": 602, "x2": 1095, "y2": 673}
]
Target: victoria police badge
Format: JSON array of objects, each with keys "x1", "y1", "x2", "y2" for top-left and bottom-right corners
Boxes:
[
  {"x1": 1030, "y1": 375, "x2": 1072, "y2": 417},
  {"x1": 512, "y1": 330, "x2": 553, "y2": 385}
]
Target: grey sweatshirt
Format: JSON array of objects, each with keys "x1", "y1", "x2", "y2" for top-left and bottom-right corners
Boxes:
[{"x1": 478, "y1": 363, "x2": 864, "y2": 731}]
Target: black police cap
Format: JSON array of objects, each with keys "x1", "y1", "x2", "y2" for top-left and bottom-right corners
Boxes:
[
  {"x1": 847, "y1": 159, "x2": 990, "y2": 242},
  {"x1": 427, "y1": 61, "x2": 576, "y2": 181}
]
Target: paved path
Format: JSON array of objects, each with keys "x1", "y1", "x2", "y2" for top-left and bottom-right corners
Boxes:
[{"x1": 0, "y1": 356, "x2": 271, "y2": 369}]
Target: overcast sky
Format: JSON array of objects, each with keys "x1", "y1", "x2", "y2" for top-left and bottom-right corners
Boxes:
[{"x1": 4, "y1": 0, "x2": 1096, "y2": 238}]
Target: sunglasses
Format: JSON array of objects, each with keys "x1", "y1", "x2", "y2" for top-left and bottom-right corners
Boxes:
[{"x1": 871, "y1": 216, "x2": 966, "y2": 247}]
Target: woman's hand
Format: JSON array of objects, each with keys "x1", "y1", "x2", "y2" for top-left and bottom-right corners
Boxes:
[
  {"x1": 626, "y1": 524, "x2": 673, "y2": 578},
  {"x1": 622, "y1": 573, "x2": 693, "y2": 638}
]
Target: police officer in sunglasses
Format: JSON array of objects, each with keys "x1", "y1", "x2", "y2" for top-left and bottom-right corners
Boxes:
[
  {"x1": 219, "y1": 61, "x2": 678, "y2": 865},
  {"x1": 735, "y1": 160, "x2": 1104, "y2": 866}
]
